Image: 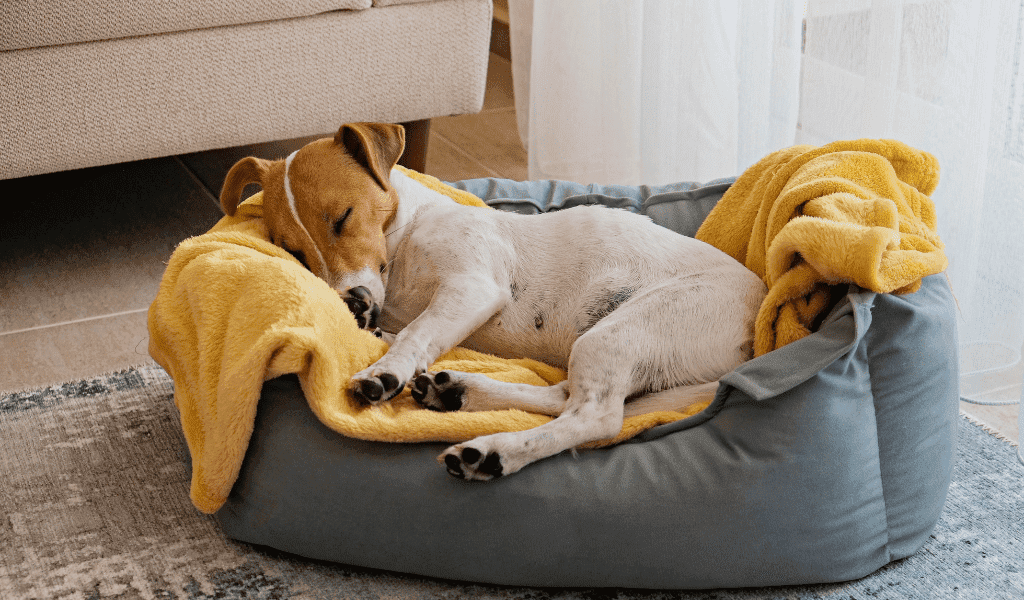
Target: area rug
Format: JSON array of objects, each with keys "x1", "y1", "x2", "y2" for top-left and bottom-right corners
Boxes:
[{"x1": 2, "y1": 364, "x2": 1022, "y2": 599}]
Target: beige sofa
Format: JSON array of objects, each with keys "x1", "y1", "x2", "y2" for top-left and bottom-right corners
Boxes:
[{"x1": 0, "y1": 0, "x2": 492, "y2": 180}]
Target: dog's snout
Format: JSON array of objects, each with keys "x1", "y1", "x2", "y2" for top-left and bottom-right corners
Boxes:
[{"x1": 343, "y1": 286, "x2": 380, "y2": 330}]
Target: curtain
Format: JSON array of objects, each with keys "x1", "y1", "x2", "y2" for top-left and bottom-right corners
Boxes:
[
  {"x1": 508, "y1": 0, "x2": 803, "y2": 185},
  {"x1": 800, "y1": 0, "x2": 1024, "y2": 407},
  {"x1": 511, "y1": 0, "x2": 1024, "y2": 414}
]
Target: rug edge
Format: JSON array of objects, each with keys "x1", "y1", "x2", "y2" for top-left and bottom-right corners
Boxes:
[
  {"x1": 959, "y1": 409, "x2": 1020, "y2": 448},
  {"x1": 0, "y1": 360, "x2": 168, "y2": 398}
]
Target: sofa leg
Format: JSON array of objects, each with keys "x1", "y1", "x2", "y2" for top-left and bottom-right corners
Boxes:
[{"x1": 398, "y1": 119, "x2": 430, "y2": 173}]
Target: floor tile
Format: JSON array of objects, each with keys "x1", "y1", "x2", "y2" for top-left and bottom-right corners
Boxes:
[
  {"x1": 424, "y1": 133, "x2": 499, "y2": 182},
  {"x1": 432, "y1": 108, "x2": 527, "y2": 181},
  {"x1": 0, "y1": 310, "x2": 154, "y2": 394},
  {"x1": 0, "y1": 158, "x2": 224, "y2": 333}
]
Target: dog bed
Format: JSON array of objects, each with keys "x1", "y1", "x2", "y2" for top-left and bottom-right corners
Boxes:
[{"x1": 210, "y1": 173, "x2": 960, "y2": 589}]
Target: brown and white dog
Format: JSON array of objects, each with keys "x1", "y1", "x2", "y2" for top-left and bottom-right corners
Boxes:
[{"x1": 220, "y1": 122, "x2": 766, "y2": 480}]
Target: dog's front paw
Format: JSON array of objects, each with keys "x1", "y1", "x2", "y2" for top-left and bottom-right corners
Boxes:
[
  {"x1": 410, "y1": 371, "x2": 465, "y2": 411},
  {"x1": 349, "y1": 369, "x2": 404, "y2": 405},
  {"x1": 342, "y1": 286, "x2": 381, "y2": 331},
  {"x1": 439, "y1": 444, "x2": 505, "y2": 481}
]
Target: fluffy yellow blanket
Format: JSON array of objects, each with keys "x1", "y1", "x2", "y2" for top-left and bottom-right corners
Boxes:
[
  {"x1": 148, "y1": 167, "x2": 705, "y2": 514},
  {"x1": 696, "y1": 139, "x2": 947, "y2": 356}
]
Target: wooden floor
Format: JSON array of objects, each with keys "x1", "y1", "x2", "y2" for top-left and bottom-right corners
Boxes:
[{"x1": 0, "y1": 52, "x2": 1017, "y2": 444}]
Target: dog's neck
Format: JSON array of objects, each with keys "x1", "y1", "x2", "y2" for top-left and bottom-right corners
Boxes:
[{"x1": 384, "y1": 169, "x2": 458, "y2": 261}]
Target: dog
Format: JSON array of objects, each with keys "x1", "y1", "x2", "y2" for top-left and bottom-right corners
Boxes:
[{"x1": 219, "y1": 122, "x2": 767, "y2": 480}]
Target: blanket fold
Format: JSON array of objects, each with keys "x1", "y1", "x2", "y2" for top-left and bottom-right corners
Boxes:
[
  {"x1": 695, "y1": 139, "x2": 947, "y2": 356},
  {"x1": 148, "y1": 167, "x2": 704, "y2": 514}
]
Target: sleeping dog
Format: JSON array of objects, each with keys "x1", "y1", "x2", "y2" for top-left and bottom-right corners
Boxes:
[{"x1": 219, "y1": 123, "x2": 767, "y2": 480}]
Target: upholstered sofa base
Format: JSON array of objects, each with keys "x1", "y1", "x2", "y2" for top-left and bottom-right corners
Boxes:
[{"x1": 0, "y1": 0, "x2": 491, "y2": 180}]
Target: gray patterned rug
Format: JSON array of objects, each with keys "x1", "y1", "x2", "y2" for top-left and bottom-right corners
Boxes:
[{"x1": 2, "y1": 364, "x2": 1022, "y2": 599}]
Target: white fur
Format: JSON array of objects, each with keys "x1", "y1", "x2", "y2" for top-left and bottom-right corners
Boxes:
[{"x1": 338, "y1": 169, "x2": 767, "y2": 480}]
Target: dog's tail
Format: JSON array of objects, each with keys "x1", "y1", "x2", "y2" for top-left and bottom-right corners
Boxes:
[{"x1": 623, "y1": 382, "x2": 719, "y2": 418}]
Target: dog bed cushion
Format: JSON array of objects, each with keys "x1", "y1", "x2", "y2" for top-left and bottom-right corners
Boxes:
[{"x1": 213, "y1": 175, "x2": 959, "y2": 589}]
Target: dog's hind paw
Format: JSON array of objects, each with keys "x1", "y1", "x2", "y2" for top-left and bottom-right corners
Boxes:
[
  {"x1": 410, "y1": 371, "x2": 465, "y2": 411},
  {"x1": 439, "y1": 444, "x2": 504, "y2": 481}
]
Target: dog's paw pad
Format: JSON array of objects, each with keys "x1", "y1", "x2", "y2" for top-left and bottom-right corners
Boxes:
[
  {"x1": 349, "y1": 372, "x2": 404, "y2": 405},
  {"x1": 440, "y1": 445, "x2": 504, "y2": 480},
  {"x1": 443, "y1": 453, "x2": 465, "y2": 477},
  {"x1": 378, "y1": 372, "x2": 400, "y2": 393},
  {"x1": 478, "y1": 452, "x2": 504, "y2": 477},
  {"x1": 343, "y1": 286, "x2": 381, "y2": 332},
  {"x1": 354, "y1": 378, "x2": 383, "y2": 404},
  {"x1": 411, "y1": 371, "x2": 465, "y2": 411}
]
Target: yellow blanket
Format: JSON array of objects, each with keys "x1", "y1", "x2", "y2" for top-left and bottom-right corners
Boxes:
[
  {"x1": 148, "y1": 166, "x2": 705, "y2": 514},
  {"x1": 695, "y1": 139, "x2": 947, "y2": 356}
]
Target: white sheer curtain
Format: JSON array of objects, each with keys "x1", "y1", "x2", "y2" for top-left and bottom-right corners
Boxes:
[
  {"x1": 508, "y1": 0, "x2": 803, "y2": 185},
  {"x1": 510, "y1": 0, "x2": 1024, "y2": 422},
  {"x1": 799, "y1": 0, "x2": 1024, "y2": 410}
]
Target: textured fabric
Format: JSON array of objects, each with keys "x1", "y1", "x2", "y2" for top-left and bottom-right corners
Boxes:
[
  {"x1": 213, "y1": 177, "x2": 960, "y2": 589},
  {"x1": 695, "y1": 139, "x2": 947, "y2": 356},
  {"x1": 1, "y1": 0, "x2": 370, "y2": 52},
  {"x1": 147, "y1": 166, "x2": 707, "y2": 514},
  {"x1": 372, "y1": 0, "x2": 437, "y2": 7},
  {"x1": 0, "y1": 365, "x2": 1016, "y2": 598},
  {"x1": 0, "y1": 0, "x2": 491, "y2": 180}
]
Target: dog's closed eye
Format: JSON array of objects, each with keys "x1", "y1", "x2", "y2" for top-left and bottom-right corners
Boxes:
[{"x1": 333, "y1": 207, "x2": 354, "y2": 237}]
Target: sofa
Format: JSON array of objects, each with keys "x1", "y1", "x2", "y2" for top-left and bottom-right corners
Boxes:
[{"x1": 0, "y1": 0, "x2": 492, "y2": 180}]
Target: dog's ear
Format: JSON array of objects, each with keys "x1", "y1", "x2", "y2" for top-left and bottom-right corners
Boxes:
[
  {"x1": 335, "y1": 123, "x2": 406, "y2": 190},
  {"x1": 220, "y1": 156, "x2": 271, "y2": 216}
]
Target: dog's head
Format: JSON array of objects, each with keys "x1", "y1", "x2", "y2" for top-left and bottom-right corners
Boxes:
[{"x1": 219, "y1": 122, "x2": 405, "y2": 329}]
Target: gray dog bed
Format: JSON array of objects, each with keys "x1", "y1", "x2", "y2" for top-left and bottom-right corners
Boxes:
[{"x1": 213, "y1": 177, "x2": 959, "y2": 589}]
